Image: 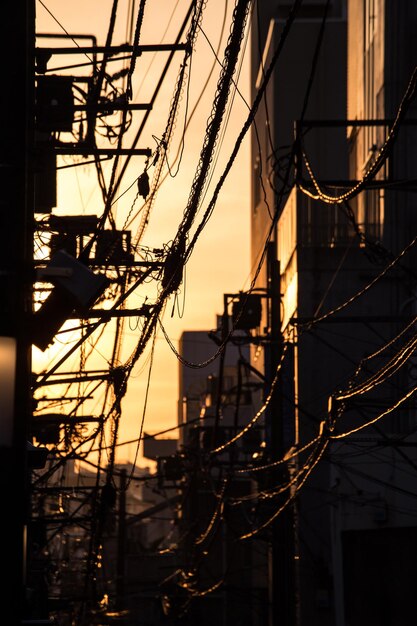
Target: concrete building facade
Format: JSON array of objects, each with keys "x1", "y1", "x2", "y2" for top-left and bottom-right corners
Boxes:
[{"x1": 251, "y1": 1, "x2": 417, "y2": 625}]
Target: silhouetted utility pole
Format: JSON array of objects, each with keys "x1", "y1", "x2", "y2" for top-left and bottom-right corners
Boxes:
[
  {"x1": 265, "y1": 241, "x2": 298, "y2": 626},
  {"x1": 0, "y1": 1, "x2": 35, "y2": 624},
  {"x1": 116, "y1": 469, "x2": 127, "y2": 611}
]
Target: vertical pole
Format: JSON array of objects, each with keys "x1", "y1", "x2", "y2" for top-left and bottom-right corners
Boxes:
[
  {"x1": 294, "y1": 120, "x2": 302, "y2": 185},
  {"x1": 211, "y1": 296, "x2": 228, "y2": 449},
  {"x1": 266, "y1": 241, "x2": 296, "y2": 626},
  {"x1": 116, "y1": 469, "x2": 127, "y2": 611},
  {"x1": 0, "y1": 1, "x2": 34, "y2": 624}
]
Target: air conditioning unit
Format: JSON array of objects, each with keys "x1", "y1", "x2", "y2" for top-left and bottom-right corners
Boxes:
[{"x1": 232, "y1": 293, "x2": 262, "y2": 330}]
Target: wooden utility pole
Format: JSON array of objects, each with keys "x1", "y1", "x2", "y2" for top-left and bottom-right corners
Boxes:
[{"x1": 0, "y1": 1, "x2": 35, "y2": 624}]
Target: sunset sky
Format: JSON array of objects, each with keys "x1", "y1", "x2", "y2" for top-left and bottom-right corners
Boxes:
[{"x1": 34, "y1": 0, "x2": 252, "y2": 465}]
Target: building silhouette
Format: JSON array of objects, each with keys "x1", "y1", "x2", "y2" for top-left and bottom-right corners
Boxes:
[{"x1": 172, "y1": 321, "x2": 268, "y2": 626}]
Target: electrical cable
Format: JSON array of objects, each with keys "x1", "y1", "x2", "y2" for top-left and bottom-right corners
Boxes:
[
  {"x1": 126, "y1": 0, "x2": 147, "y2": 100},
  {"x1": 123, "y1": 0, "x2": 253, "y2": 232},
  {"x1": 335, "y1": 332, "x2": 417, "y2": 401},
  {"x1": 121, "y1": 0, "x2": 300, "y2": 384},
  {"x1": 229, "y1": 440, "x2": 321, "y2": 505},
  {"x1": 175, "y1": 0, "x2": 253, "y2": 242},
  {"x1": 298, "y1": 64, "x2": 417, "y2": 204},
  {"x1": 238, "y1": 435, "x2": 328, "y2": 541},
  {"x1": 182, "y1": 0, "x2": 303, "y2": 262},
  {"x1": 126, "y1": 324, "x2": 157, "y2": 487},
  {"x1": 294, "y1": 232, "x2": 417, "y2": 331},
  {"x1": 330, "y1": 382, "x2": 417, "y2": 441},
  {"x1": 111, "y1": 0, "x2": 201, "y2": 234},
  {"x1": 131, "y1": 0, "x2": 205, "y2": 245},
  {"x1": 209, "y1": 342, "x2": 289, "y2": 455}
]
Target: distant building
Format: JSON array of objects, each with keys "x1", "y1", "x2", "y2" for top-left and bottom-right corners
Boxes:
[
  {"x1": 169, "y1": 319, "x2": 268, "y2": 625},
  {"x1": 178, "y1": 317, "x2": 257, "y2": 444}
]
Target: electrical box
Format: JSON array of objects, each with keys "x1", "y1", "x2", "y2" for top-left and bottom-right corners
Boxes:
[
  {"x1": 158, "y1": 455, "x2": 184, "y2": 483},
  {"x1": 32, "y1": 421, "x2": 61, "y2": 445},
  {"x1": 49, "y1": 233, "x2": 78, "y2": 258},
  {"x1": 232, "y1": 294, "x2": 262, "y2": 330},
  {"x1": 36, "y1": 75, "x2": 74, "y2": 132},
  {"x1": 49, "y1": 214, "x2": 98, "y2": 234},
  {"x1": 48, "y1": 214, "x2": 98, "y2": 257},
  {"x1": 94, "y1": 230, "x2": 133, "y2": 263}
]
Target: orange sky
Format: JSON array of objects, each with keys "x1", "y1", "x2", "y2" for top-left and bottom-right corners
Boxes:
[{"x1": 34, "y1": 0, "x2": 251, "y2": 466}]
